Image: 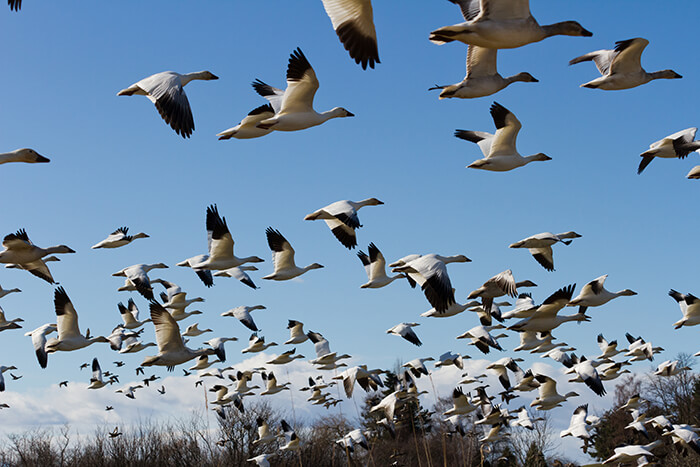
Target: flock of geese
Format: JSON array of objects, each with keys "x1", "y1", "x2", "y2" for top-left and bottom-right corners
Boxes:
[{"x1": 3, "y1": 0, "x2": 700, "y2": 466}]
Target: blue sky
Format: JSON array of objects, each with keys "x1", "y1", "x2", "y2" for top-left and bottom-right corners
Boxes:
[{"x1": 1, "y1": 0, "x2": 698, "y2": 461}]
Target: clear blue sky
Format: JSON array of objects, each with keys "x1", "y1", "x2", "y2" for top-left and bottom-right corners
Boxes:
[{"x1": 0, "y1": 0, "x2": 698, "y2": 460}]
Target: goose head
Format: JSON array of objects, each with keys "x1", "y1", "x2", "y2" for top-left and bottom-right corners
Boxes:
[
  {"x1": 527, "y1": 153, "x2": 552, "y2": 162},
  {"x1": 132, "y1": 233, "x2": 150, "y2": 240},
  {"x1": 616, "y1": 289, "x2": 637, "y2": 297},
  {"x1": 330, "y1": 107, "x2": 354, "y2": 118},
  {"x1": 50, "y1": 245, "x2": 76, "y2": 254},
  {"x1": 305, "y1": 263, "x2": 324, "y2": 271},
  {"x1": 7, "y1": 148, "x2": 51, "y2": 163},
  {"x1": 512, "y1": 72, "x2": 539, "y2": 83},
  {"x1": 544, "y1": 21, "x2": 593, "y2": 38},
  {"x1": 652, "y1": 70, "x2": 682, "y2": 80}
]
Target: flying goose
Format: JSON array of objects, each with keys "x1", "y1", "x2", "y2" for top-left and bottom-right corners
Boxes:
[
  {"x1": 253, "y1": 418, "x2": 277, "y2": 446},
  {"x1": 247, "y1": 453, "x2": 275, "y2": 467},
  {"x1": 530, "y1": 374, "x2": 579, "y2": 410},
  {"x1": 255, "y1": 48, "x2": 354, "y2": 132},
  {"x1": 430, "y1": 46, "x2": 537, "y2": 99},
  {"x1": 176, "y1": 255, "x2": 214, "y2": 287},
  {"x1": 456, "y1": 324, "x2": 507, "y2": 354},
  {"x1": 570, "y1": 38, "x2": 681, "y2": 90},
  {"x1": 91, "y1": 227, "x2": 149, "y2": 249},
  {"x1": 0, "y1": 148, "x2": 50, "y2": 165},
  {"x1": 119, "y1": 336, "x2": 157, "y2": 354},
  {"x1": 0, "y1": 284, "x2": 21, "y2": 300},
  {"x1": 563, "y1": 354, "x2": 606, "y2": 396},
  {"x1": 560, "y1": 404, "x2": 592, "y2": 452},
  {"x1": 262, "y1": 227, "x2": 324, "y2": 280},
  {"x1": 435, "y1": 351, "x2": 465, "y2": 370},
  {"x1": 510, "y1": 407, "x2": 542, "y2": 430},
  {"x1": 386, "y1": 322, "x2": 422, "y2": 346},
  {"x1": 141, "y1": 302, "x2": 215, "y2": 371},
  {"x1": 625, "y1": 333, "x2": 663, "y2": 362},
  {"x1": 87, "y1": 358, "x2": 107, "y2": 390},
  {"x1": 182, "y1": 323, "x2": 212, "y2": 337},
  {"x1": 241, "y1": 334, "x2": 278, "y2": 354},
  {"x1": 45, "y1": 288, "x2": 109, "y2": 354},
  {"x1": 161, "y1": 290, "x2": 204, "y2": 313},
  {"x1": 0, "y1": 229, "x2": 74, "y2": 267},
  {"x1": 321, "y1": 0, "x2": 379, "y2": 69},
  {"x1": 508, "y1": 284, "x2": 588, "y2": 332},
  {"x1": 654, "y1": 360, "x2": 691, "y2": 377},
  {"x1": 567, "y1": 275, "x2": 637, "y2": 314},
  {"x1": 509, "y1": 231, "x2": 581, "y2": 271},
  {"x1": 356, "y1": 243, "x2": 409, "y2": 288},
  {"x1": 421, "y1": 297, "x2": 481, "y2": 318},
  {"x1": 305, "y1": 198, "x2": 383, "y2": 249},
  {"x1": 116, "y1": 384, "x2": 143, "y2": 399},
  {"x1": 221, "y1": 305, "x2": 266, "y2": 332},
  {"x1": 601, "y1": 441, "x2": 663, "y2": 465},
  {"x1": 279, "y1": 420, "x2": 300, "y2": 451},
  {"x1": 0, "y1": 305, "x2": 22, "y2": 334},
  {"x1": 117, "y1": 70, "x2": 218, "y2": 138},
  {"x1": 486, "y1": 357, "x2": 523, "y2": 391},
  {"x1": 370, "y1": 389, "x2": 408, "y2": 420},
  {"x1": 444, "y1": 387, "x2": 477, "y2": 416},
  {"x1": 217, "y1": 103, "x2": 276, "y2": 140},
  {"x1": 512, "y1": 331, "x2": 557, "y2": 352},
  {"x1": 24, "y1": 323, "x2": 56, "y2": 368},
  {"x1": 285, "y1": 320, "x2": 308, "y2": 345},
  {"x1": 266, "y1": 348, "x2": 305, "y2": 365},
  {"x1": 333, "y1": 365, "x2": 383, "y2": 397},
  {"x1": 637, "y1": 128, "x2": 700, "y2": 174},
  {"x1": 468, "y1": 269, "x2": 535, "y2": 311},
  {"x1": 392, "y1": 253, "x2": 470, "y2": 312},
  {"x1": 112, "y1": 263, "x2": 168, "y2": 300},
  {"x1": 259, "y1": 372, "x2": 291, "y2": 395},
  {"x1": 204, "y1": 337, "x2": 238, "y2": 362},
  {"x1": 117, "y1": 299, "x2": 151, "y2": 329},
  {"x1": 213, "y1": 266, "x2": 259, "y2": 289},
  {"x1": 430, "y1": 0, "x2": 592, "y2": 49},
  {"x1": 0, "y1": 366, "x2": 17, "y2": 391},
  {"x1": 668, "y1": 289, "x2": 700, "y2": 328},
  {"x1": 597, "y1": 361, "x2": 631, "y2": 381},
  {"x1": 661, "y1": 425, "x2": 700, "y2": 456},
  {"x1": 456, "y1": 102, "x2": 551, "y2": 172},
  {"x1": 596, "y1": 334, "x2": 624, "y2": 359},
  {"x1": 307, "y1": 330, "x2": 351, "y2": 366}
]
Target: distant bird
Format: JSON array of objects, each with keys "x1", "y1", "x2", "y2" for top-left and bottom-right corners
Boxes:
[
  {"x1": 9, "y1": 373, "x2": 21, "y2": 381},
  {"x1": 458, "y1": 103, "x2": 551, "y2": 172},
  {"x1": 457, "y1": 325, "x2": 507, "y2": 354},
  {"x1": 530, "y1": 374, "x2": 579, "y2": 410},
  {"x1": 307, "y1": 330, "x2": 351, "y2": 366},
  {"x1": 284, "y1": 320, "x2": 308, "y2": 345},
  {"x1": 204, "y1": 337, "x2": 238, "y2": 362},
  {"x1": 45, "y1": 288, "x2": 109, "y2": 354},
  {"x1": 221, "y1": 305, "x2": 266, "y2": 332},
  {"x1": 430, "y1": 46, "x2": 538, "y2": 99},
  {"x1": 182, "y1": 323, "x2": 213, "y2": 337},
  {"x1": 305, "y1": 198, "x2": 383, "y2": 249},
  {"x1": 386, "y1": 322, "x2": 422, "y2": 346},
  {"x1": 654, "y1": 360, "x2": 691, "y2": 377},
  {"x1": 88, "y1": 358, "x2": 107, "y2": 390},
  {"x1": 189, "y1": 355, "x2": 220, "y2": 371},
  {"x1": 157, "y1": 385, "x2": 166, "y2": 395},
  {"x1": 262, "y1": 228, "x2": 324, "y2": 280},
  {"x1": 279, "y1": 420, "x2": 300, "y2": 451},
  {"x1": 563, "y1": 355, "x2": 606, "y2": 396},
  {"x1": 0, "y1": 229, "x2": 74, "y2": 280},
  {"x1": 662, "y1": 425, "x2": 700, "y2": 456},
  {"x1": 117, "y1": 299, "x2": 151, "y2": 329},
  {"x1": 25, "y1": 323, "x2": 57, "y2": 368},
  {"x1": 509, "y1": 231, "x2": 581, "y2": 271},
  {"x1": 0, "y1": 305, "x2": 23, "y2": 332},
  {"x1": 0, "y1": 148, "x2": 50, "y2": 165},
  {"x1": 241, "y1": 334, "x2": 278, "y2": 354},
  {"x1": 637, "y1": 128, "x2": 700, "y2": 174},
  {"x1": 567, "y1": 275, "x2": 636, "y2": 314},
  {"x1": 601, "y1": 440, "x2": 663, "y2": 465},
  {"x1": 334, "y1": 365, "x2": 383, "y2": 397},
  {"x1": 116, "y1": 384, "x2": 143, "y2": 399},
  {"x1": 687, "y1": 165, "x2": 700, "y2": 179},
  {"x1": 570, "y1": 38, "x2": 681, "y2": 90},
  {"x1": 91, "y1": 227, "x2": 149, "y2": 249},
  {"x1": 0, "y1": 284, "x2": 21, "y2": 300},
  {"x1": 117, "y1": 70, "x2": 218, "y2": 138},
  {"x1": 468, "y1": 270, "x2": 533, "y2": 311},
  {"x1": 105, "y1": 406, "x2": 114, "y2": 411},
  {"x1": 668, "y1": 289, "x2": 700, "y2": 328},
  {"x1": 254, "y1": 48, "x2": 354, "y2": 132},
  {"x1": 356, "y1": 243, "x2": 408, "y2": 288},
  {"x1": 435, "y1": 351, "x2": 465, "y2": 370},
  {"x1": 625, "y1": 333, "x2": 663, "y2": 362},
  {"x1": 260, "y1": 371, "x2": 291, "y2": 395},
  {"x1": 0, "y1": 365, "x2": 17, "y2": 391},
  {"x1": 560, "y1": 404, "x2": 592, "y2": 452},
  {"x1": 112, "y1": 263, "x2": 168, "y2": 300},
  {"x1": 421, "y1": 297, "x2": 481, "y2": 318},
  {"x1": 114, "y1": 361, "x2": 125, "y2": 367},
  {"x1": 213, "y1": 266, "x2": 259, "y2": 289},
  {"x1": 511, "y1": 407, "x2": 542, "y2": 431},
  {"x1": 508, "y1": 284, "x2": 587, "y2": 332},
  {"x1": 253, "y1": 418, "x2": 276, "y2": 445},
  {"x1": 108, "y1": 427, "x2": 122, "y2": 439},
  {"x1": 321, "y1": 0, "x2": 379, "y2": 69},
  {"x1": 59, "y1": 381, "x2": 68, "y2": 388},
  {"x1": 596, "y1": 334, "x2": 624, "y2": 360},
  {"x1": 444, "y1": 387, "x2": 476, "y2": 416},
  {"x1": 247, "y1": 453, "x2": 275, "y2": 467},
  {"x1": 266, "y1": 348, "x2": 305, "y2": 365}
]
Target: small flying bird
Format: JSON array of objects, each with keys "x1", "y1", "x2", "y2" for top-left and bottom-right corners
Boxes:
[
  {"x1": 59, "y1": 381, "x2": 68, "y2": 388},
  {"x1": 116, "y1": 384, "x2": 143, "y2": 399},
  {"x1": 357, "y1": 243, "x2": 408, "y2": 288},
  {"x1": 112, "y1": 263, "x2": 168, "y2": 300},
  {"x1": 105, "y1": 406, "x2": 114, "y2": 411},
  {"x1": 568, "y1": 275, "x2": 636, "y2": 314},
  {"x1": 221, "y1": 305, "x2": 266, "y2": 332},
  {"x1": 213, "y1": 265, "x2": 259, "y2": 289},
  {"x1": 386, "y1": 322, "x2": 422, "y2": 346},
  {"x1": 468, "y1": 269, "x2": 535, "y2": 311},
  {"x1": 0, "y1": 229, "x2": 74, "y2": 282},
  {"x1": 108, "y1": 427, "x2": 122, "y2": 439},
  {"x1": 0, "y1": 284, "x2": 21, "y2": 300},
  {"x1": 262, "y1": 228, "x2": 324, "y2": 281},
  {"x1": 654, "y1": 360, "x2": 691, "y2": 377},
  {"x1": 45, "y1": 288, "x2": 110, "y2": 353},
  {"x1": 204, "y1": 337, "x2": 238, "y2": 362},
  {"x1": 284, "y1": 320, "x2": 308, "y2": 345},
  {"x1": 241, "y1": 334, "x2": 278, "y2": 354},
  {"x1": 266, "y1": 348, "x2": 305, "y2": 365},
  {"x1": 560, "y1": 404, "x2": 592, "y2": 453},
  {"x1": 637, "y1": 128, "x2": 700, "y2": 174},
  {"x1": 91, "y1": 227, "x2": 149, "y2": 249},
  {"x1": 509, "y1": 231, "x2": 581, "y2": 271},
  {"x1": 182, "y1": 323, "x2": 213, "y2": 337},
  {"x1": 0, "y1": 365, "x2": 17, "y2": 391},
  {"x1": 668, "y1": 289, "x2": 700, "y2": 328},
  {"x1": 157, "y1": 385, "x2": 166, "y2": 395},
  {"x1": 456, "y1": 325, "x2": 507, "y2": 354},
  {"x1": 88, "y1": 358, "x2": 107, "y2": 390},
  {"x1": 305, "y1": 198, "x2": 383, "y2": 249}
]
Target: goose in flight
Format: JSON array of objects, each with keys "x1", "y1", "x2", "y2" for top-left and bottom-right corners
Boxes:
[
  {"x1": 444, "y1": 387, "x2": 477, "y2": 416},
  {"x1": 654, "y1": 360, "x2": 691, "y2": 377},
  {"x1": 141, "y1": 302, "x2": 216, "y2": 371},
  {"x1": 4, "y1": 255, "x2": 61, "y2": 284},
  {"x1": 386, "y1": 322, "x2": 422, "y2": 346},
  {"x1": 87, "y1": 358, "x2": 107, "y2": 390},
  {"x1": 0, "y1": 366, "x2": 17, "y2": 391},
  {"x1": 241, "y1": 334, "x2": 278, "y2": 354},
  {"x1": 430, "y1": 0, "x2": 592, "y2": 49},
  {"x1": 91, "y1": 227, "x2": 149, "y2": 249},
  {"x1": 0, "y1": 148, "x2": 50, "y2": 165},
  {"x1": 508, "y1": 284, "x2": 589, "y2": 332},
  {"x1": 112, "y1": 263, "x2": 168, "y2": 300},
  {"x1": 668, "y1": 289, "x2": 700, "y2": 328},
  {"x1": 456, "y1": 102, "x2": 550, "y2": 172},
  {"x1": 45, "y1": 288, "x2": 109, "y2": 354},
  {"x1": 560, "y1": 404, "x2": 592, "y2": 452},
  {"x1": 509, "y1": 231, "x2": 581, "y2": 271},
  {"x1": 213, "y1": 266, "x2": 259, "y2": 289},
  {"x1": 116, "y1": 384, "x2": 144, "y2": 400},
  {"x1": 117, "y1": 299, "x2": 151, "y2": 329},
  {"x1": 637, "y1": 128, "x2": 700, "y2": 174},
  {"x1": 176, "y1": 255, "x2": 214, "y2": 287},
  {"x1": 356, "y1": 243, "x2": 407, "y2": 288},
  {"x1": 284, "y1": 320, "x2": 308, "y2": 345},
  {"x1": 0, "y1": 229, "x2": 74, "y2": 267},
  {"x1": 266, "y1": 348, "x2": 305, "y2": 365},
  {"x1": 601, "y1": 441, "x2": 663, "y2": 465},
  {"x1": 262, "y1": 227, "x2": 324, "y2": 280},
  {"x1": 567, "y1": 275, "x2": 636, "y2": 314},
  {"x1": 255, "y1": 48, "x2": 354, "y2": 132},
  {"x1": 430, "y1": 46, "x2": 537, "y2": 99},
  {"x1": 468, "y1": 269, "x2": 535, "y2": 311},
  {"x1": 321, "y1": 0, "x2": 379, "y2": 69},
  {"x1": 305, "y1": 198, "x2": 383, "y2": 249},
  {"x1": 625, "y1": 333, "x2": 663, "y2": 362},
  {"x1": 596, "y1": 334, "x2": 624, "y2": 360},
  {"x1": 260, "y1": 371, "x2": 291, "y2": 395},
  {"x1": 0, "y1": 306, "x2": 23, "y2": 332},
  {"x1": 117, "y1": 70, "x2": 218, "y2": 138},
  {"x1": 279, "y1": 420, "x2": 301, "y2": 451},
  {"x1": 392, "y1": 253, "x2": 470, "y2": 312},
  {"x1": 253, "y1": 418, "x2": 277, "y2": 446},
  {"x1": 563, "y1": 354, "x2": 606, "y2": 396},
  {"x1": 570, "y1": 38, "x2": 681, "y2": 90},
  {"x1": 25, "y1": 323, "x2": 56, "y2": 368},
  {"x1": 530, "y1": 374, "x2": 579, "y2": 410},
  {"x1": 221, "y1": 305, "x2": 265, "y2": 332},
  {"x1": 307, "y1": 330, "x2": 351, "y2": 366},
  {"x1": 456, "y1": 324, "x2": 507, "y2": 354},
  {"x1": 0, "y1": 284, "x2": 21, "y2": 300}
]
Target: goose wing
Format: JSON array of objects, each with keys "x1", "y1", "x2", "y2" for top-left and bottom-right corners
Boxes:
[
  {"x1": 488, "y1": 102, "x2": 521, "y2": 156},
  {"x1": 307, "y1": 331, "x2": 331, "y2": 358},
  {"x1": 139, "y1": 72, "x2": 194, "y2": 138},
  {"x1": 323, "y1": 219, "x2": 357, "y2": 249},
  {"x1": 54, "y1": 287, "x2": 81, "y2": 340},
  {"x1": 368, "y1": 243, "x2": 387, "y2": 280},
  {"x1": 91, "y1": 358, "x2": 103, "y2": 383},
  {"x1": 534, "y1": 284, "x2": 575, "y2": 318},
  {"x1": 17, "y1": 259, "x2": 56, "y2": 283},
  {"x1": 403, "y1": 256, "x2": 455, "y2": 312},
  {"x1": 206, "y1": 205, "x2": 234, "y2": 261},
  {"x1": 454, "y1": 130, "x2": 494, "y2": 157},
  {"x1": 480, "y1": 0, "x2": 531, "y2": 21},
  {"x1": 321, "y1": 0, "x2": 379, "y2": 70},
  {"x1": 528, "y1": 246, "x2": 554, "y2": 271},
  {"x1": 466, "y1": 45, "x2": 498, "y2": 79},
  {"x1": 251, "y1": 79, "x2": 284, "y2": 112},
  {"x1": 569, "y1": 49, "x2": 617, "y2": 76},
  {"x1": 8, "y1": 0, "x2": 21, "y2": 11},
  {"x1": 279, "y1": 48, "x2": 319, "y2": 114},
  {"x1": 610, "y1": 38, "x2": 649, "y2": 75},
  {"x1": 2, "y1": 229, "x2": 32, "y2": 251},
  {"x1": 448, "y1": 0, "x2": 481, "y2": 21},
  {"x1": 150, "y1": 302, "x2": 186, "y2": 354},
  {"x1": 583, "y1": 275, "x2": 607, "y2": 295},
  {"x1": 265, "y1": 228, "x2": 296, "y2": 272},
  {"x1": 226, "y1": 267, "x2": 257, "y2": 289}
]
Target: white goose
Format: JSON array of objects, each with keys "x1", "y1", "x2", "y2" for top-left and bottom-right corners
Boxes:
[
  {"x1": 468, "y1": 269, "x2": 535, "y2": 311},
  {"x1": 45, "y1": 288, "x2": 109, "y2": 354},
  {"x1": 204, "y1": 336, "x2": 238, "y2": 362},
  {"x1": 255, "y1": 48, "x2": 354, "y2": 132},
  {"x1": 284, "y1": 320, "x2": 308, "y2": 345},
  {"x1": 112, "y1": 263, "x2": 168, "y2": 300},
  {"x1": 305, "y1": 198, "x2": 383, "y2": 249},
  {"x1": 115, "y1": 384, "x2": 143, "y2": 399},
  {"x1": 321, "y1": 0, "x2": 379, "y2": 70},
  {"x1": 509, "y1": 231, "x2": 581, "y2": 271},
  {"x1": 262, "y1": 227, "x2": 324, "y2": 281},
  {"x1": 266, "y1": 348, "x2": 305, "y2": 365},
  {"x1": 4, "y1": 255, "x2": 61, "y2": 284},
  {"x1": 596, "y1": 334, "x2": 624, "y2": 359},
  {"x1": 241, "y1": 334, "x2": 278, "y2": 354},
  {"x1": 637, "y1": 128, "x2": 700, "y2": 174},
  {"x1": 87, "y1": 358, "x2": 107, "y2": 390},
  {"x1": 141, "y1": 302, "x2": 215, "y2": 371},
  {"x1": 0, "y1": 306, "x2": 23, "y2": 332},
  {"x1": 0, "y1": 148, "x2": 50, "y2": 165},
  {"x1": 567, "y1": 275, "x2": 637, "y2": 314},
  {"x1": 386, "y1": 322, "x2": 422, "y2": 346},
  {"x1": 560, "y1": 404, "x2": 592, "y2": 450},
  {"x1": 117, "y1": 299, "x2": 151, "y2": 329},
  {"x1": 668, "y1": 289, "x2": 700, "y2": 328},
  {"x1": 430, "y1": 0, "x2": 592, "y2": 49},
  {"x1": 176, "y1": 255, "x2": 214, "y2": 287},
  {"x1": 530, "y1": 374, "x2": 579, "y2": 410},
  {"x1": 0, "y1": 229, "x2": 74, "y2": 266},
  {"x1": 0, "y1": 284, "x2": 21, "y2": 300},
  {"x1": 456, "y1": 102, "x2": 550, "y2": 172},
  {"x1": 570, "y1": 38, "x2": 681, "y2": 91},
  {"x1": 456, "y1": 324, "x2": 507, "y2": 354},
  {"x1": 260, "y1": 371, "x2": 291, "y2": 395},
  {"x1": 430, "y1": 46, "x2": 537, "y2": 99},
  {"x1": 213, "y1": 265, "x2": 259, "y2": 289},
  {"x1": 279, "y1": 420, "x2": 300, "y2": 451},
  {"x1": 687, "y1": 165, "x2": 700, "y2": 179},
  {"x1": 117, "y1": 70, "x2": 218, "y2": 138},
  {"x1": 188, "y1": 355, "x2": 220, "y2": 371},
  {"x1": 91, "y1": 227, "x2": 149, "y2": 249},
  {"x1": 654, "y1": 360, "x2": 691, "y2": 377},
  {"x1": 24, "y1": 323, "x2": 56, "y2": 368},
  {"x1": 508, "y1": 284, "x2": 588, "y2": 332},
  {"x1": 357, "y1": 243, "x2": 406, "y2": 288},
  {"x1": 421, "y1": 297, "x2": 481, "y2": 318},
  {"x1": 0, "y1": 365, "x2": 17, "y2": 391},
  {"x1": 221, "y1": 305, "x2": 266, "y2": 332}
]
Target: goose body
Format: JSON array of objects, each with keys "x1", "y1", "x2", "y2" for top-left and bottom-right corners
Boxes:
[
  {"x1": 456, "y1": 324, "x2": 506, "y2": 354},
  {"x1": 456, "y1": 102, "x2": 550, "y2": 172},
  {"x1": 508, "y1": 284, "x2": 588, "y2": 332},
  {"x1": 386, "y1": 322, "x2": 422, "y2": 346},
  {"x1": 468, "y1": 269, "x2": 532, "y2": 311},
  {"x1": 0, "y1": 229, "x2": 74, "y2": 266},
  {"x1": 266, "y1": 348, "x2": 304, "y2": 365},
  {"x1": 568, "y1": 275, "x2": 636, "y2": 313},
  {"x1": 241, "y1": 334, "x2": 278, "y2": 354},
  {"x1": 570, "y1": 38, "x2": 681, "y2": 91},
  {"x1": 669, "y1": 289, "x2": 700, "y2": 328},
  {"x1": 45, "y1": 288, "x2": 109, "y2": 353},
  {"x1": 262, "y1": 228, "x2": 323, "y2": 280},
  {"x1": 221, "y1": 305, "x2": 266, "y2": 332},
  {"x1": 530, "y1": 374, "x2": 579, "y2": 410},
  {"x1": 112, "y1": 263, "x2": 168, "y2": 300},
  {"x1": 117, "y1": 299, "x2": 151, "y2": 329},
  {"x1": 0, "y1": 148, "x2": 50, "y2": 165},
  {"x1": 87, "y1": 358, "x2": 107, "y2": 389},
  {"x1": 421, "y1": 299, "x2": 481, "y2": 318},
  {"x1": 509, "y1": 231, "x2": 581, "y2": 271},
  {"x1": 182, "y1": 323, "x2": 212, "y2": 337},
  {"x1": 654, "y1": 359, "x2": 690, "y2": 377},
  {"x1": 430, "y1": 0, "x2": 592, "y2": 49},
  {"x1": 637, "y1": 128, "x2": 700, "y2": 174},
  {"x1": 117, "y1": 70, "x2": 218, "y2": 138},
  {"x1": 305, "y1": 198, "x2": 383, "y2": 249},
  {"x1": 213, "y1": 266, "x2": 259, "y2": 289},
  {"x1": 0, "y1": 285, "x2": 21, "y2": 300},
  {"x1": 285, "y1": 320, "x2": 308, "y2": 344},
  {"x1": 91, "y1": 227, "x2": 148, "y2": 249},
  {"x1": 560, "y1": 404, "x2": 591, "y2": 446}
]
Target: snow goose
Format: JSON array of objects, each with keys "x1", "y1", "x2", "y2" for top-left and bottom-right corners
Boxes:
[
  {"x1": 541, "y1": 347, "x2": 574, "y2": 367},
  {"x1": 392, "y1": 253, "x2": 470, "y2": 312},
  {"x1": 513, "y1": 331, "x2": 555, "y2": 352},
  {"x1": 334, "y1": 365, "x2": 383, "y2": 397},
  {"x1": 285, "y1": 320, "x2": 308, "y2": 345},
  {"x1": 654, "y1": 359, "x2": 691, "y2": 377},
  {"x1": 119, "y1": 336, "x2": 157, "y2": 354},
  {"x1": 468, "y1": 270, "x2": 535, "y2": 311},
  {"x1": 620, "y1": 394, "x2": 643, "y2": 412},
  {"x1": 112, "y1": 263, "x2": 168, "y2": 300},
  {"x1": 117, "y1": 298, "x2": 151, "y2": 329},
  {"x1": 161, "y1": 290, "x2": 204, "y2": 313},
  {"x1": 386, "y1": 322, "x2": 422, "y2": 346},
  {"x1": 435, "y1": 351, "x2": 465, "y2": 370},
  {"x1": 87, "y1": 358, "x2": 107, "y2": 390},
  {"x1": 241, "y1": 334, "x2": 278, "y2": 354},
  {"x1": 24, "y1": 323, "x2": 56, "y2": 368},
  {"x1": 456, "y1": 324, "x2": 507, "y2": 354},
  {"x1": 668, "y1": 289, "x2": 700, "y2": 328},
  {"x1": 217, "y1": 104, "x2": 276, "y2": 140},
  {"x1": 266, "y1": 348, "x2": 305, "y2": 365},
  {"x1": 141, "y1": 302, "x2": 215, "y2": 371},
  {"x1": 117, "y1": 70, "x2": 218, "y2": 138},
  {"x1": 508, "y1": 284, "x2": 588, "y2": 332},
  {"x1": 176, "y1": 255, "x2": 214, "y2": 287},
  {"x1": 563, "y1": 354, "x2": 606, "y2": 396},
  {"x1": 371, "y1": 389, "x2": 408, "y2": 420},
  {"x1": 509, "y1": 231, "x2": 581, "y2": 271},
  {"x1": 305, "y1": 198, "x2": 383, "y2": 249},
  {"x1": 0, "y1": 366, "x2": 17, "y2": 391},
  {"x1": 262, "y1": 227, "x2": 324, "y2": 280},
  {"x1": 625, "y1": 333, "x2": 663, "y2": 362},
  {"x1": 221, "y1": 305, "x2": 266, "y2": 332},
  {"x1": 598, "y1": 361, "x2": 631, "y2": 381},
  {"x1": 662, "y1": 425, "x2": 700, "y2": 456},
  {"x1": 248, "y1": 453, "x2": 275, "y2": 467},
  {"x1": 560, "y1": 404, "x2": 592, "y2": 452},
  {"x1": 0, "y1": 229, "x2": 74, "y2": 266},
  {"x1": 480, "y1": 425, "x2": 508, "y2": 444},
  {"x1": 4, "y1": 255, "x2": 61, "y2": 284},
  {"x1": 624, "y1": 409, "x2": 649, "y2": 439},
  {"x1": 45, "y1": 288, "x2": 109, "y2": 354},
  {"x1": 306, "y1": 330, "x2": 351, "y2": 366},
  {"x1": 357, "y1": 243, "x2": 407, "y2": 288},
  {"x1": 430, "y1": 46, "x2": 537, "y2": 99},
  {"x1": 213, "y1": 265, "x2": 259, "y2": 289},
  {"x1": 259, "y1": 371, "x2": 291, "y2": 395},
  {"x1": 279, "y1": 420, "x2": 300, "y2": 451},
  {"x1": 91, "y1": 227, "x2": 148, "y2": 249},
  {"x1": 182, "y1": 323, "x2": 212, "y2": 337},
  {"x1": 567, "y1": 275, "x2": 636, "y2": 314},
  {"x1": 169, "y1": 307, "x2": 203, "y2": 322},
  {"x1": 0, "y1": 284, "x2": 20, "y2": 300},
  {"x1": 402, "y1": 357, "x2": 434, "y2": 379},
  {"x1": 444, "y1": 387, "x2": 476, "y2": 416},
  {"x1": 486, "y1": 357, "x2": 523, "y2": 390},
  {"x1": 455, "y1": 102, "x2": 550, "y2": 172},
  {"x1": 511, "y1": 407, "x2": 541, "y2": 430},
  {"x1": 530, "y1": 374, "x2": 578, "y2": 410},
  {"x1": 500, "y1": 293, "x2": 538, "y2": 320},
  {"x1": 255, "y1": 48, "x2": 354, "y2": 131},
  {"x1": 601, "y1": 441, "x2": 662, "y2": 465},
  {"x1": 253, "y1": 418, "x2": 277, "y2": 446},
  {"x1": 430, "y1": 0, "x2": 592, "y2": 49},
  {"x1": 570, "y1": 38, "x2": 681, "y2": 91},
  {"x1": 0, "y1": 148, "x2": 50, "y2": 165},
  {"x1": 321, "y1": 0, "x2": 379, "y2": 69},
  {"x1": 0, "y1": 306, "x2": 22, "y2": 332},
  {"x1": 637, "y1": 128, "x2": 700, "y2": 174},
  {"x1": 596, "y1": 334, "x2": 624, "y2": 359},
  {"x1": 204, "y1": 337, "x2": 238, "y2": 362},
  {"x1": 115, "y1": 384, "x2": 143, "y2": 399}
]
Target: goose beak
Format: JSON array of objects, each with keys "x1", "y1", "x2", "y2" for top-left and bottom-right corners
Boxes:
[
  {"x1": 581, "y1": 28, "x2": 593, "y2": 37},
  {"x1": 346, "y1": 111, "x2": 355, "y2": 117},
  {"x1": 36, "y1": 154, "x2": 51, "y2": 163}
]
